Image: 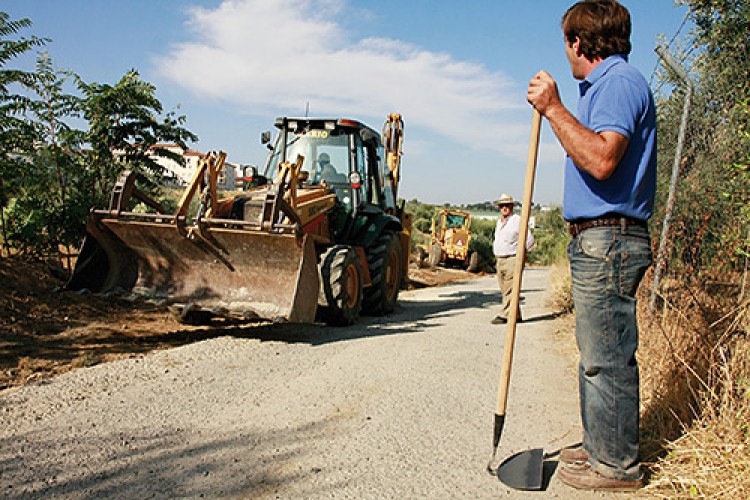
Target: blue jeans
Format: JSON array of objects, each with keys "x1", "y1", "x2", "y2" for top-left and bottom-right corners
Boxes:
[{"x1": 567, "y1": 225, "x2": 652, "y2": 481}]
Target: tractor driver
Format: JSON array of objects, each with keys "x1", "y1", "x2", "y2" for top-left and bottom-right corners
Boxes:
[{"x1": 317, "y1": 152, "x2": 341, "y2": 184}]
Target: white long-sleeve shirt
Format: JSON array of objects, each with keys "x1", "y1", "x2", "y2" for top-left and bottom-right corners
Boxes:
[{"x1": 493, "y1": 213, "x2": 535, "y2": 257}]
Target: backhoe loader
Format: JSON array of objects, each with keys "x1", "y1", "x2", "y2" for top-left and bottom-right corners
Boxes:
[{"x1": 67, "y1": 114, "x2": 411, "y2": 326}]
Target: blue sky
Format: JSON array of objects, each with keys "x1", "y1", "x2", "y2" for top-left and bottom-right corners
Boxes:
[{"x1": 5, "y1": 0, "x2": 690, "y2": 206}]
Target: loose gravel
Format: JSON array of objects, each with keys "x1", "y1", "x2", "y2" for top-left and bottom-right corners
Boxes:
[{"x1": 1, "y1": 268, "x2": 623, "y2": 499}]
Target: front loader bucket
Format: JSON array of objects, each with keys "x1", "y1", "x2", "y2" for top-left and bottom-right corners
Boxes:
[{"x1": 67, "y1": 218, "x2": 320, "y2": 323}]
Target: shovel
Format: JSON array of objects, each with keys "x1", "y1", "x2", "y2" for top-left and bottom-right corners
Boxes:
[{"x1": 487, "y1": 108, "x2": 544, "y2": 490}]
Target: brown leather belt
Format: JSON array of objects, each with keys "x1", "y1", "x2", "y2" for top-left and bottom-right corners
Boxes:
[{"x1": 568, "y1": 216, "x2": 647, "y2": 237}]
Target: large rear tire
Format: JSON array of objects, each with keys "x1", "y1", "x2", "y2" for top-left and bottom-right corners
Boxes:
[
  {"x1": 363, "y1": 231, "x2": 403, "y2": 315},
  {"x1": 318, "y1": 245, "x2": 363, "y2": 326}
]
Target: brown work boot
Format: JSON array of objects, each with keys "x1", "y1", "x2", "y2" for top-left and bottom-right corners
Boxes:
[
  {"x1": 558, "y1": 462, "x2": 643, "y2": 491},
  {"x1": 559, "y1": 446, "x2": 590, "y2": 464}
]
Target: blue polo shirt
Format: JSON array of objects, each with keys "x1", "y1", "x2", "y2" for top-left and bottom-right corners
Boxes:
[{"x1": 563, "y1": 54, "x2": 657, "y2": 222}]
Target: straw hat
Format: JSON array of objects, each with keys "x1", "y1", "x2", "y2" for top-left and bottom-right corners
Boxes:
[{"x1": 493, "y1": 193, "x2": 519, "y2": 206}]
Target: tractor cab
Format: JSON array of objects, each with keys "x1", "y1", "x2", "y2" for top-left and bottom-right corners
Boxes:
[
  {"x1": 261, "y1": 117, "x2": 402, "y2": 244},
  {"x1": 262, "y1": 118, "x2": 383, "y2": 209}
]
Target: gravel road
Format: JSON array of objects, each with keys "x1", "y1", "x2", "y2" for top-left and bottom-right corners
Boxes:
[{"x1": 1, "y1": 268, "x2": 624, "y2": 499}]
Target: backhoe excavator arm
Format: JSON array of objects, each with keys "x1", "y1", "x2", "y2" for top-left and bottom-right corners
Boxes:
[{"x1": 382, "y1": 113, "x2": 404, "y2": 204}]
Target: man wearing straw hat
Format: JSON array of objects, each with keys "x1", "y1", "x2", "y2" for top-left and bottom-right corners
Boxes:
[{"x1": 491, "y1": 193, "x2": 535, "y2": 325}]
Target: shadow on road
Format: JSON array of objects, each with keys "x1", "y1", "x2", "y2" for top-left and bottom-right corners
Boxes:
[
  {"x1": 128, "y1": 282, "x2": 560, "y2": 348},
  {"x1": 0, "y1": 416, "x2": 347, "y2": 498},
  {"x1": 216, "y1": 288, "x2": 502, "y2": 345},
  {"x1": 2, "y1": 271, "x2": 556, "y2": 390},
  {"x1": 520, "y1": 311, "x2": 566, "y2": 324}
]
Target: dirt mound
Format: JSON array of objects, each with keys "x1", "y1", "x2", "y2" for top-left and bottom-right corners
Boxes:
[
  {"x1": 0, "y1": 257, "x2": 480, "y2": 390},
  {"x1": 407, "y1": 262, "x2": 484, "y2": 288},
  {"x1": 0, "y1": 258, "x2": 192, "y2": 390}
]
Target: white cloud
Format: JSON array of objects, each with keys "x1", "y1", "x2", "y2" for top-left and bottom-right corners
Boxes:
[{"x1": 155, "y1": 0, "x2": 532, "y2": 158}]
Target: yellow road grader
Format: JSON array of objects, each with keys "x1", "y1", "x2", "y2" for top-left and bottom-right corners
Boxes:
[
  {"x1": 421, "y1": 209, "x2": 478, "y2": 271},
  {"x1": 66, "y1": 114, "x2": 411, "y2": 326}
]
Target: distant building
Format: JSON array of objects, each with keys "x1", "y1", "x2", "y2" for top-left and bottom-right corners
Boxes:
[
  {"x1": 469, "y1": 211, "x2": 501, "y2": 221},
  {"x1": 147, "y1": 143, "x2": 204, "y2": 186},
  {"x1": 468, "y1": 210, "x2": 535, "y2": 229},
  {"x1": 146, "y1": 144, "x2": 238, "y2": 191}
]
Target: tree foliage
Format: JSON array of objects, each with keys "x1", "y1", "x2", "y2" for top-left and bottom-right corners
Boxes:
[
  {"x1": 0, "y1": 12, "x2": 197, "y2": 257},
  {"x1": 78, "y1": 70, "x2": 197, "y2": 206},
  {"x1": 404, "y1": 198, "x2": 437, "y2": 235},
  {"x1": 0, "y1": 13, "x2": 46, "y2": 210},
  {"x1": 655, "y1": 1, "x2": 750, "y2": 278},
  {"x1": 530, "y1": 207, "x2": 569, "y2": 266}
]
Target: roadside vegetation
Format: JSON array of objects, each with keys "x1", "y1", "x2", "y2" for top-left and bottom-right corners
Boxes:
[
  {"x1": 637, "y1": 1, "x2": 749, "y2": 496},
  {"x1": 406, "y1": 198, "x2": 569, "y2": 273},
  {"x1": 1, "y1": 4, "x2": 748, "y2": 497},
  {"x1": 0, "y1": 13, "x2": 196, "y2": 263}
]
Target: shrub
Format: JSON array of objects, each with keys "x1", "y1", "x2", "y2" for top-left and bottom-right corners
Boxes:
[
  {"x1": 529, "y1": 207, "x2": 568, "y2": 266},
  {"x1": 469, "y1": 218, "x2": 497, "y2": 272}
]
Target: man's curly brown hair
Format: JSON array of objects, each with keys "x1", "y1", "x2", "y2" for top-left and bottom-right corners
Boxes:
[{"x1": 562, "y1": 0, "x2": 631, "y2": 60}]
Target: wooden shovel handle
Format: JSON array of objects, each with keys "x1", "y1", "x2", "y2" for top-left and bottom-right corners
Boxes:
[{"x1": 495, "y1": 108, "x2": 542, "y2": 415}]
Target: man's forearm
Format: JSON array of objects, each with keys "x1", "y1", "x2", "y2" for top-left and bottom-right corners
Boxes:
[{"x1": 545, "y1": 104, "x2": 623, "y2": 180}]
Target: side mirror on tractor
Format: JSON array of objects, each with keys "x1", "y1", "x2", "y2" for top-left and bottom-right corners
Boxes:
[{"x1": 260, "y1": 130, "x2": 272, "y2": 150}]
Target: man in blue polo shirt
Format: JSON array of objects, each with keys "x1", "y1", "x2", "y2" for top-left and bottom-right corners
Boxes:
[{"x1": 526, "y1": 0, "x2": 656, "y2": 491}]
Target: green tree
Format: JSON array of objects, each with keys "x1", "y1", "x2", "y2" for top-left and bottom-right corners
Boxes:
[
  {"x1": 0, "y1": 13, "x2": 47, "y2": 156},
  {"x1": 654, "y1": 1, "x2": 750, "y2": 276},
  {"x1": 468, "y1": 217, "x2": 496, "y2": 270},
  {"x1": 0, "y1": 13, "x2": 47, "y2": 252},
  {"x1": 405, "y1": 199, "x2": 437, "y2": 235},
  {"x1": 2, "y1": 51, "x2": 86, "y2": 255},
  {"x1": 465, "y1": 201, "x2": 496, "y2": 212},
  {"x1": 529, "y1": 207, "x2": 568, "y2": 266},
  {"x1": 0, "y1": 13, "x2": 198, "y2": 257},
  {"x1": 77, "y1": 69, "x2": 198, "y2": 206}
]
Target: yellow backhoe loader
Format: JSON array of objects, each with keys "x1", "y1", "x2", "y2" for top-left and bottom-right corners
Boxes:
[{"x1": 66, "y1": 114, "x2": 411, "y2": 326}]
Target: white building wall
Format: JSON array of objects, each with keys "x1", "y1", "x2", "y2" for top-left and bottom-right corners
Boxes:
[{"x1": 149, "y1": 144, "x2": 203, "y2": 186}]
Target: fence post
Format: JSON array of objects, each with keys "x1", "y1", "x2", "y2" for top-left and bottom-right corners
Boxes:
[{"x1": 650, "y1": 46, "x2": 693, "y2": 312}]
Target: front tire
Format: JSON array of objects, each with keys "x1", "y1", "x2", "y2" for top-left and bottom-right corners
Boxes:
[
  {"x1": 467, "y1": 251, "x2": 479, "y2": 272},
  {"x1": 318, "y1": 245, "x2": 363, "y2": 326},
  {"x1": 363, "y1": 231, "x2": 403, "y2": 315}
]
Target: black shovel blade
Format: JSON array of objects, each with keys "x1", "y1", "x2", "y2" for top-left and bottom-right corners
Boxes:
[{"x1": 496, "y1": 448, "x2": 544, "y2": 490}]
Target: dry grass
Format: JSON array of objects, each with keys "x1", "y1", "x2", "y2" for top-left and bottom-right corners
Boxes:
[
  {"x1": 644, "y1": 335, "x2": 749, "y2": 498},
  {"x1": 547, "y1": 260, "x2": 574, "y2": 315},
  {"x1": 547, "y1": 262, "x2": 750, "y2": 497},
  {"x1": 639, "y1": 273, "x2": 749, "y2": 498}
]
